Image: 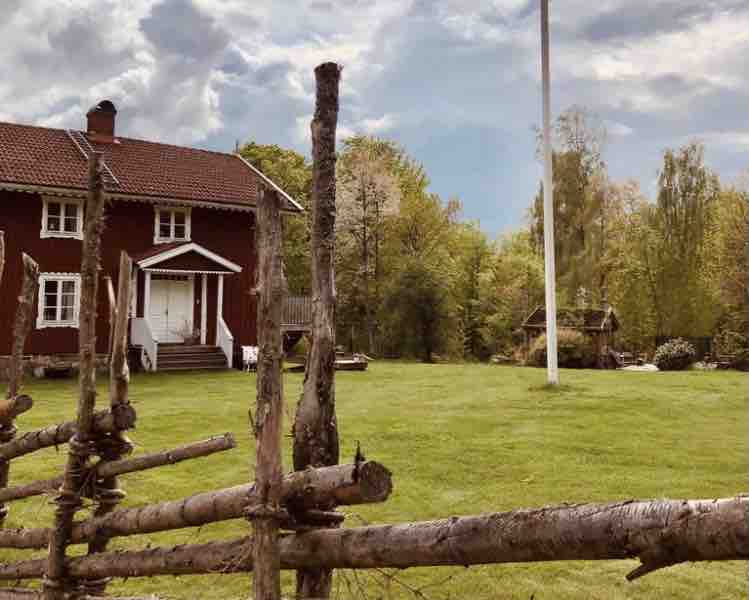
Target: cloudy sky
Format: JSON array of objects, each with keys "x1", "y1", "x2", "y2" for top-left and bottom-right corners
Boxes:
[{"x1": 2, "y1": 0, "x2": 748, "y2": 234}]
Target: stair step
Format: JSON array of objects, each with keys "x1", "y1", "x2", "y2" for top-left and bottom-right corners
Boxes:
[
  {"x1": 158, "y1": 356, "x2": 227, "y2": 365},
  {"x1": 158, "y1": 365, "x2": 229, "y2": 372},
  {"x1": 158, "y1": 352, "x2": 225, "y2": 360},
  {"x1": 158, "y1": 345, "x2": 221, "y2": 354}
]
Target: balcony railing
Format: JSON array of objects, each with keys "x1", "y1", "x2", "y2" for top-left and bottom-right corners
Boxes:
[{"x1": 281, "y1": 296, "x2": 312, "y2": 332}]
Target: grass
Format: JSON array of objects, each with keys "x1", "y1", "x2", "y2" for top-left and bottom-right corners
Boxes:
[{"x1": 1, "y1": 363, "x2": 746, "y2": 599}]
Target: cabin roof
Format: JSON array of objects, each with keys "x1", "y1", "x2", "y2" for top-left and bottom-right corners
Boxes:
[
  {"x1": 0, "y1": 121, "x2": 302, "y2": 213},
  {"x1": 522, "y1": 306, "x2": 619, "y2": 332}
]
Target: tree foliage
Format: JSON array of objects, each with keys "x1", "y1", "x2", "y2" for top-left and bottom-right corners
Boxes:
[{"x1": 239, "y1": 121, "x2": 746, "y2": 362}]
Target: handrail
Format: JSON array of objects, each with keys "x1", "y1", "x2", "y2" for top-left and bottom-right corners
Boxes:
[
  {"x1": 131, "y1": 318, "x2": 158, "y2": 371},
  {"x1": 217, "y1": 317, "x2": 234, "y2": 369}
]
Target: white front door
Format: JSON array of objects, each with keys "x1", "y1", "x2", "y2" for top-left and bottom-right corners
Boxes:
[{"x1": 149, "y1": 276, "x2": 193, "y2": 343}]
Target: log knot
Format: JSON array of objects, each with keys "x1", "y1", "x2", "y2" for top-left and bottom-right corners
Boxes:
[
  {"x1": 0, "y1": 425, "x2": 18, "y2": 444},
  {"x1": 244, "y1": 503, "x2": 289, "y2": 522}
]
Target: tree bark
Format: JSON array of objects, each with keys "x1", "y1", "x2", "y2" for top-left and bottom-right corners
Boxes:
[
  {"x1": 44, "y1": 152, "x2": 107, "y2": 600},
  {"x1": 0, "y1": 253, "x2": 39, "y2": 525},
  {"x1": 6, "y1": 254, "x2": 39, "y2": 400},
  {"x1": 0, "y1": 433, "x2": 236, "y2": 504},
  {"x1": 83, "y1": 252, "x2": 133, "y2": 595},
  {"x1": 252, "y1": 186, "x2": 287, "y2": 600},
  {"x1": 0, "y1": 407, "x2": 136, "y2": 462},
  {"x1": 1, "y1": 497, "x2": 746, "y2": 582},
  {"x1": 0, "y1": 461, "x2": 391, "y2": 550},
  {"x1": 293, "y1": 60, "x2": 341, "y2": 600}
]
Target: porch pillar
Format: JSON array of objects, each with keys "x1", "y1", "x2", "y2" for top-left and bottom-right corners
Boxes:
[
  {"x1": 201, "y1": 274, "x2": 208, "y2": 345},
  {"x1": 216, "y1": 274, "x2": 224, "y2": 345},
  {"x1": 143, "y1": 271, "x2": 151, "y2": 322}
]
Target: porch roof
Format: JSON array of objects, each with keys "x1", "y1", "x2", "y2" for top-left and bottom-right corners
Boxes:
[{"x1": 132, "y1": 242, "x2": 242, "y2": 274}]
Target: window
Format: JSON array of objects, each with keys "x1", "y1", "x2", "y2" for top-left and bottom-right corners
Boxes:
[
  {"x1": 154, "y1": 207, "x2": 191, "y2": 243},
  {"x1": 41, "y1": 198, "x2": 83, "y2": 239},
  {"x1": 36, "y1": 274, "x2": 81, "y2": 328}
]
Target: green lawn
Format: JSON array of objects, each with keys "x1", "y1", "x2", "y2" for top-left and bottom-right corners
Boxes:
[{"x1": 2, "y1": 363, "x2": 746, "y2": 599}]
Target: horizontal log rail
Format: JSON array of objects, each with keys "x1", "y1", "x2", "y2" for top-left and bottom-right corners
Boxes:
[
  {"x1": 0, "y1": 590, "x2": 160, "y2": 600},
  {"x1": 0, "y1": 434, "x2": 236, "y2": 504},
  {"x1": 0, "y1": 397, "x2": 33, "y2": 428},
  {"x1": 0, "y1": 407, "x2": 136, "y2": 462},
  {"x1": 0, "y1": 496, "x2": 744, "y2": 581},
  {"x1": 0, "y1": 461, "x2": 391, "y2": 549}
]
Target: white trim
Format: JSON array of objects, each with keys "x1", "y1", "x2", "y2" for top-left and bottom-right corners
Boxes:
[
  {"x1": 189, "y1": 273, "x2": 196, "y2": 337},
  {"x1": 234, "y1": 154, "x2": 304, "y2": 212},
  {"x1": 40, "y1": 196, "x2": 84, "y2": 240},
  {"x1": 154, "y1": 206, "x2": 192, "y2": 244},
  {"x1": 36, "y1": 273, "x2": 82, "y2": 329},
  {"x1": 143, "y1": 268, "x2": 235, "y2": 275},
  {"x1": 143, "y1": 271, "x2": 151, "y2": 326},
  {"x1": 201, "y1": 274, "x2": 208, "y2": 344},
  {"x1": 0, "y1": 183, "x2": 86, "y2": 199},
  {"x1": 0, "y1": 182, "x2": 259, "y2": 213},
  {"x1": 137, "y1": 241, "x2": 242, "y2": 273},
  {"x1": 216, "y1": 274, "x2": 224, "y2": 346},
  {"x1": 130, "y1": 267, "x2": 137, "y2": 318}
]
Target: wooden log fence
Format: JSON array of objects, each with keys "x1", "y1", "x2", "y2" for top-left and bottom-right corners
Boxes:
[
  {"x1": 251, "y1": 179, "x2": 288, "y2": 599},
  {"x1": 0, "y1": 408, "x2": 137, "y2": 462},
  {"x1": 293, "y1": 59, "x2": 342, "y2": 600},
  {"x1": 0, "y1": 461, "x2": 392, "y2": 550},
  {"x1": 0, "y1": 496, "x2": 745, "y2": 583},
  {"x1": 0, "y1": 253, "x2": 39, "y2": 526},
  {"x1": 0, "y1": 434, "x2": 236, "y2": 504}
]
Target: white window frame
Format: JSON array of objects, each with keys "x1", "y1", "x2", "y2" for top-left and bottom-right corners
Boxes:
[
  {"x1": 154, "y1": 206, "x2": 191, "y2": 244},
  {"x1": 40, "y1": 197, "x2": 84, "y2": 240},
  {"x1": 36, "y1": 273, "x2": 82, "y2": 329}
]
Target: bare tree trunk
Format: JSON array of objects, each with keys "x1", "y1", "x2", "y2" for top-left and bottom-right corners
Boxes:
[
  {"x1": 0, "y1": 461, "x2": 391, "y2": 550},
  {"x1": 293, "y1": 61, "x2": 341, "y2": 600},
  {"x1": 3, "y1": 497, "x2": 746, "y2": 582},
  {"x1": 44, "y1": 152, "x2": 107, "y2": 600},
  {"x1": 251, "y1": 186, "x2": 287, "y2": 600},
  {"x1": 0, "y1": 433, "x2": 236, "y2": 504},
  {"x1": 83, "y1": 252, "x2": 133, "y2": 596},
  {"x1": 6, "y1": 254, "x2": 39, "y2": 400},
  {"x1": 0, "y1": 253, "x2": 39, "y2": 525}
]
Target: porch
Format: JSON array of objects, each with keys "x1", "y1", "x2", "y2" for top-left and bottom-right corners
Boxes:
[{"x1": 127, "y1": 242, "x2": 242, "y2": 371}]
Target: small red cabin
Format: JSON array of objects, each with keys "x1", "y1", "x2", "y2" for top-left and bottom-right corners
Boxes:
[{"x1": 0, "y1": 100, "x2": 302, "y2": 372}]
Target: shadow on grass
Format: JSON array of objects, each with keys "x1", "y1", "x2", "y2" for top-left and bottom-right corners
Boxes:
[{"x1": 527, "y1": 383, "x2": 581, "y2": 394}]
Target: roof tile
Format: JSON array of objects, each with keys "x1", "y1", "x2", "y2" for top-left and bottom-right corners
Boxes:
[{"x1": 0, "y1": 121, "x2": 299, "y2": 212}]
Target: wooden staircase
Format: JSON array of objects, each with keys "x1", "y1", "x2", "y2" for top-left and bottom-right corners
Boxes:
[{"x1": 157, "y1": 344, "x2": 228, "y2": 371}]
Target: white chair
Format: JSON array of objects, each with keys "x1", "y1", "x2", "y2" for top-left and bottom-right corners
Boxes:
[{"x1": 242, "y1": 345, "x2": 258, "y2": 372}]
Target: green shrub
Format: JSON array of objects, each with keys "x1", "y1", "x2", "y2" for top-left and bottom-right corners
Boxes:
[
  {"x1": 527, "y1": 330, "x2": 597, "y2": 368},
  {"x1": 653, "y1": 338, "x2": 696, "y2": 371},
  {"x1": 732, "y1": 348, "x2": 749, "y2": 372},
  {"x1": 714, "y1": 330, "x2": 747, "y2": 355}
]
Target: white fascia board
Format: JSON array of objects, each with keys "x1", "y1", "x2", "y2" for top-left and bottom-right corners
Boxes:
[
  {"x1": 234, "y1": 154, "x2": 305, "y2": 213},
  {"x1": 137, "y1": 242, "x2": 242, "y2": 273}
]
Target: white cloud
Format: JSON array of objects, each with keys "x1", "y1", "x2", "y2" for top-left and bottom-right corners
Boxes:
[
  {"x1": 606, "y1": 121, "x2": 633, "y2": 137},
  {"x1": 360, "y1": 114, "x2": 397, "y2": 134}
]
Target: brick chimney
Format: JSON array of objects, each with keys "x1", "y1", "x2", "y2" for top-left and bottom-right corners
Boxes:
[{"x1": 86, "y1": 100, "x2": 117, "y2": 142}]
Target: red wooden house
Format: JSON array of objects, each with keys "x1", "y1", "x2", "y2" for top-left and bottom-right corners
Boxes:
[{"x1": 0, "y1": 100, "x2": 302, "y2": 372}]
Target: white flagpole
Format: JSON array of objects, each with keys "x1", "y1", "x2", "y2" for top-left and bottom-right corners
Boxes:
[{"x1": 540, "y1": 0, "x2": 559, "y2": 384}]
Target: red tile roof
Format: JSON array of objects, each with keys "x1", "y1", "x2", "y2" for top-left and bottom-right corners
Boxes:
[
  {"x1": 0, "y1": 121, "x2": 300, "y2": 212},
  {"x1": 522, "y1": 306, "x2": 619, "y2": 331}
]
